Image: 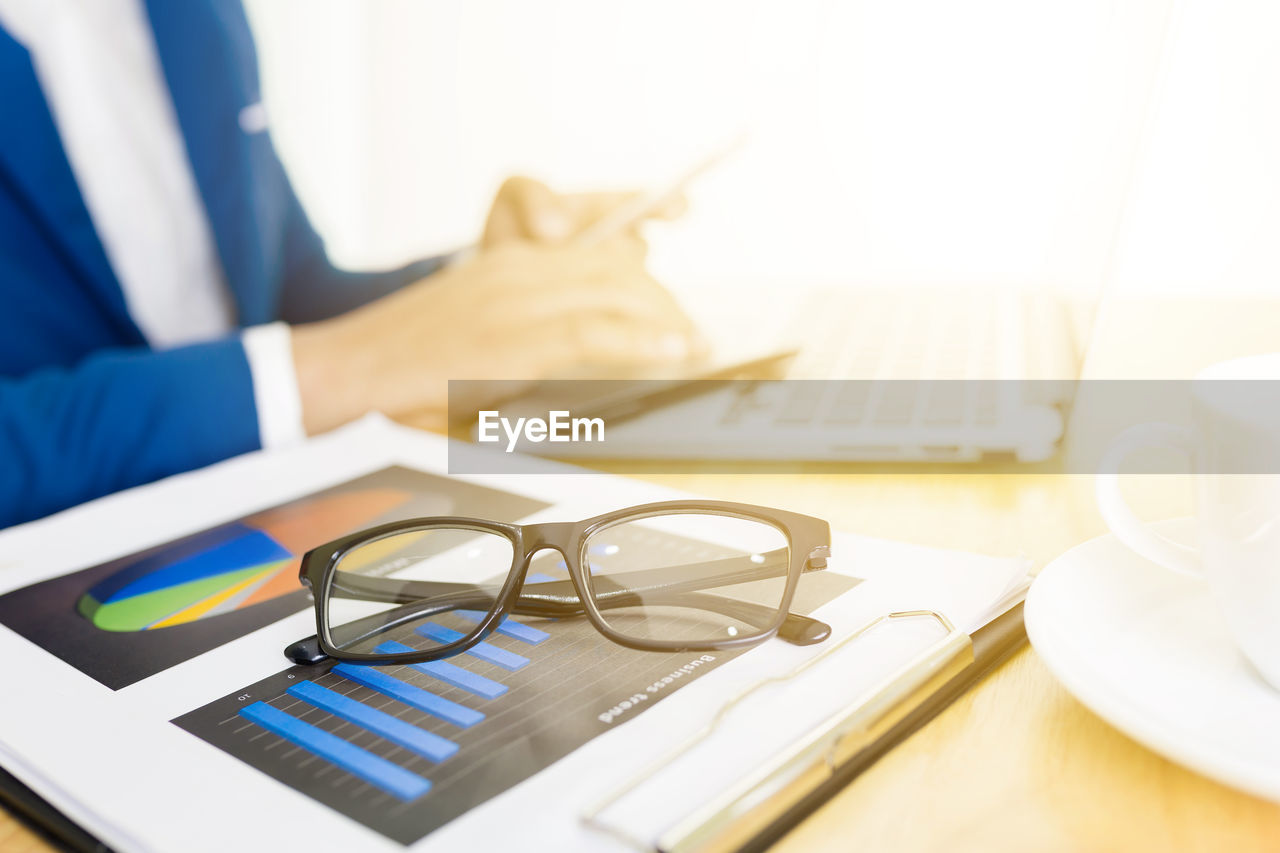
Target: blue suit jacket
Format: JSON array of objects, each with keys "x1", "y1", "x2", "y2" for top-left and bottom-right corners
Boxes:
[{"x1": 0, "y1": 0, "x2": 441, "y2": 527}]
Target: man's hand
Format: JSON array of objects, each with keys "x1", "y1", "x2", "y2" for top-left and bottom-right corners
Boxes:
[
  {"x1": 481, "y1": 176, "x2": 685, "y2": 249},
  {"x1": 290, "y1": 239, "x2": 700, "y2": 434}
]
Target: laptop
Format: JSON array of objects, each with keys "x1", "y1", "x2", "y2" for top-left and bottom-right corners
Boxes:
[{"x1": 470, "y1": 282, "x2": 1094, "y2": 463}]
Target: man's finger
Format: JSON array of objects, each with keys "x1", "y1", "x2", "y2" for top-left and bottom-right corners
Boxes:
[
  {"x1": 565, "y1": 190, "x2": 688, "y2": 237},
  {"x1": 649, "y1": 192, "x2": 688, "y2": 222},
  {"x1": 484, "y1": 176, "x2": 575, "y2": 245},
  {"x1": 513, "y1": 315, "x2": 697, "y2": 377}
]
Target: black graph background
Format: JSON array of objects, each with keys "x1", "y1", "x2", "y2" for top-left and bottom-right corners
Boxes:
[{"x1": 174, "y1": 548, "x2": 856, "y2": 845}]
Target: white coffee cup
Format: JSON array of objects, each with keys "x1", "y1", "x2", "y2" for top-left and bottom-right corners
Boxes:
[{"x1": 1095, "y1": 353, "x2": 1280, "y2": 690}]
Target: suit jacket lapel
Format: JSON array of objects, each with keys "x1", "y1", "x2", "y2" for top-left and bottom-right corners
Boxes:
[
  {"x1": 143, "y1": 0, "x2": 270, "y2": 326},
  {"x1": 0, "y1": 28, "x2": 142, "y2": 343}
]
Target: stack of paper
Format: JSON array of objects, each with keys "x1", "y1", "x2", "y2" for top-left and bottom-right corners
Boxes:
[{"x1": 0, "y1": 416, "x2": 1029, "y2": 852}]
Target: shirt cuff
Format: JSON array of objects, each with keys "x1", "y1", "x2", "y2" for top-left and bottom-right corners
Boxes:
[{"x1": 241, "y1": 322, "x2": 306, "y2": 450}]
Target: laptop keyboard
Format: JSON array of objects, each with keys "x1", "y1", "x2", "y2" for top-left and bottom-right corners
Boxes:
[{"x1": 720, "y1": 289, "x2": 1011, "y2": 432}]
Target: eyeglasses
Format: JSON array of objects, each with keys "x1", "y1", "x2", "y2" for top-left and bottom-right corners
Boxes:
[{"x1": 284, "y1": 500, "x2": 833, "y2": 667}]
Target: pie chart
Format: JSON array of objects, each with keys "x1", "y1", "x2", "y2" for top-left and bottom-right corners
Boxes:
[{"x1": 77, "y1": 489, "x2": 411, "y2": 632}]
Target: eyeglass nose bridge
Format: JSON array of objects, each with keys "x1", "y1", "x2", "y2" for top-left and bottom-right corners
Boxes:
[
  {"x1": 502, "y1": 528, "x2": 589, "y2": 617},
  {"x1": 515, "y1": 543, "x2": 576, "y2": 579},
  {"x1": 518, "y1": 521, "x2": 580, "y2": 555},
  {"x1": 509, "y1": 522, "x2": 584, "y2": 596}
]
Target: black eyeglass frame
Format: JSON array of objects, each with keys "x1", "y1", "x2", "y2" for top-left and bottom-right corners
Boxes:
[{"x1": 288, "y1": 500, "x2": 832, "y2": 666}]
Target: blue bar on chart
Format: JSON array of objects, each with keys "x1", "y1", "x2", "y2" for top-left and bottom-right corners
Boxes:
[
  {"x1": 239, "y1": 701, "x2": 431, "y2": 801},
  {"x1": 332, "y1": 664, "x2": 484, "y2": 728},
  {"x1": 415, "y1": 623, "x2": 530, "y2": 671},
  {"x1": 454, "y1": 610, "x2": 551, "y2": 645},
  {"x1": 287, "y1": 680, "x2": 458, "y2": 763},
  {"x1": 375, "y1": 642, "x2": 507, "y2": 699}
]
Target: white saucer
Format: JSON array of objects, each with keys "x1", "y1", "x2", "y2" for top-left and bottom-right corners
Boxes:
[{"x1": 1026, "y1": 518, "x2": 1280, "y2": 802}]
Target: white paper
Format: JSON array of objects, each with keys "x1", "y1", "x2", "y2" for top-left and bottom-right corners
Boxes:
[{"x1": 0, "y1": 415, "x2": 1028, "y2": 852}]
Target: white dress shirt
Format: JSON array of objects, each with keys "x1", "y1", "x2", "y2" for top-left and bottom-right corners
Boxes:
[{"x1": 0, "y1": 0, "x2": 305, "y2": 449}]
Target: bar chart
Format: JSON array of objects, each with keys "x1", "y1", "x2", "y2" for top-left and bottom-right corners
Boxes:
[{"x1": 174, "y1": 543, "x2": 856, "y2": 844}]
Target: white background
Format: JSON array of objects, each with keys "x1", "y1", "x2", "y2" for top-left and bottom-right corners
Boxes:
[{"x1": 243, "y1": 0, "x2": 1280, "y2": 297}]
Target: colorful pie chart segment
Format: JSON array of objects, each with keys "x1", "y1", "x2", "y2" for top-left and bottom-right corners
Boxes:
[{"x1": 77, "y1": 489, "x2": 411, "y2": 632}]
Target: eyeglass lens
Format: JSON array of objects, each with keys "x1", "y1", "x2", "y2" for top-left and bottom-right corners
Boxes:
[
  {"x1": 324, "y1": 526, "x2": 514, "y2": 655},
  {"x1": 580, "y1": 513, "x2": 791, "y2": 644}
]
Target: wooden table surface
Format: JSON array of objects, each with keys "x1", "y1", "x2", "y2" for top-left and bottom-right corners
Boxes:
[
  {"x1": 0, "y1": 808, "x2": 43, "y2": 851},
  {"x1": 3, "y1": 296, "x2": 1278, "y2": 851}
]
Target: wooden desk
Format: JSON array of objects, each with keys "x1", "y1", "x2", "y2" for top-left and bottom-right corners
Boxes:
[
  {"x1": 3, "y1": 296, "x2": 1278, "y2": 851},
  {"x1": 0, "y1": 807, "x2": 44, "y2": 851}
]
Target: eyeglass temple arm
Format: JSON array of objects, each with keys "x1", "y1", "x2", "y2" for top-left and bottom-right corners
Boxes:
[
  {"x1": 287, "y1": 547, "x2": 830, "y2": 664},
  {"x1": 322, "y1": 546, "x2": 824, "y2": 640},
  {"x1": 326, "y1": 545, "x2": 820, "y2": 609},
  {"x1": 343, "y1": 545, "x2": 825, "y2": 633},
  {"x1": 286, "y1": 586, "x2": 827, "y2": 666}
]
